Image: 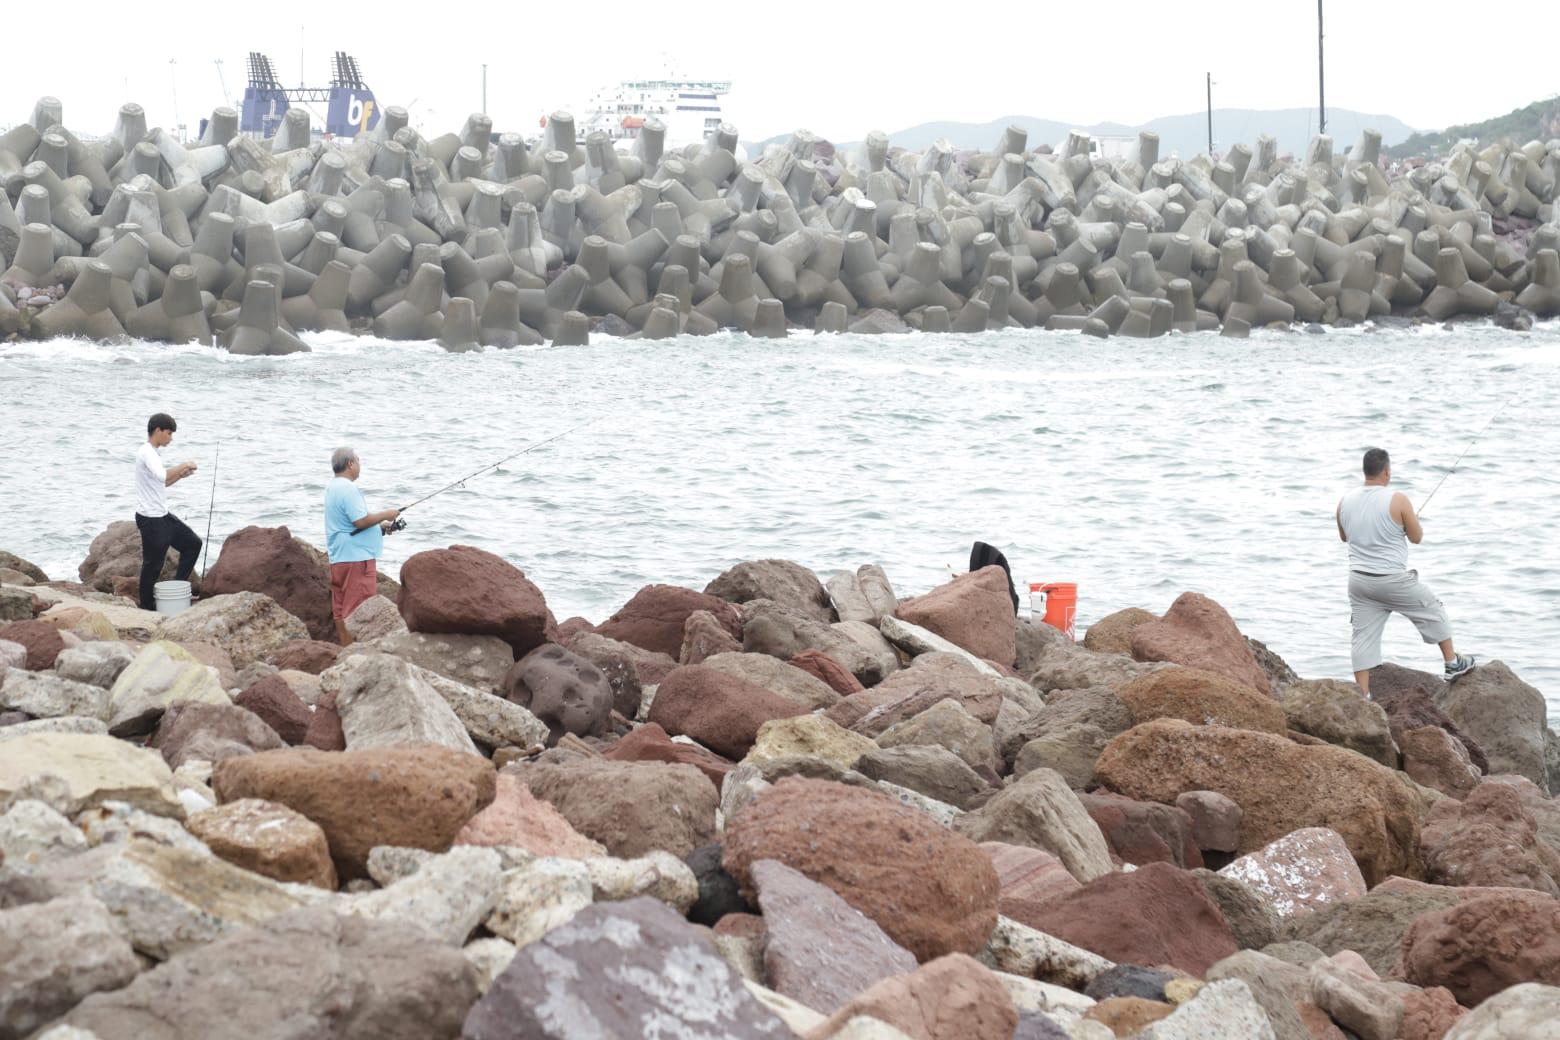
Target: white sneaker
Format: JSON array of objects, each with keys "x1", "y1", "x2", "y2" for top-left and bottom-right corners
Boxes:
[{"x1": 1444, "y1": 654, "x2": 1476, "y2": 681}]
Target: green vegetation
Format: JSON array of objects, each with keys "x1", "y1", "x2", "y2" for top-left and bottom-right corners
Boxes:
[{"x1": 1386, "y1": 96, "x2": 1560, "y2": 159}]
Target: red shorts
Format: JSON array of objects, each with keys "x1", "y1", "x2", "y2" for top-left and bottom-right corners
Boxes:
[{"x1": 330, "y1": 559, "x2": 378, "y2": 620}]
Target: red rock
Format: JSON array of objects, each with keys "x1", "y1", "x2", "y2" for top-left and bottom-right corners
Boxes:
[
  {"x1": 1400, "y1": 890, "x2": 1560, "y2": 1006},
  {"x1": 646, "y1": 664, "x2": 808, "y2": 760},
  {"x1": 454, "y1": 772, "x2": 605, "y2": 857},
  {"x1": 1130, "y1": 592, "x2": 1270, "y2": 694},
  {"x1": 1398, "y1": 985, "x2": 1465, "y2": 1040},
  {"x1": 1082, "y1": 607, "x2": 1159, "y2": 655},
  {"x1": 151, "y1": 700, "x2": 286, "y2": 768},
  {"x1": 1175, "y1": 790, "x2": 1243, "y2": 854},
  {"x1": 1401, "y1": 726, "x2": 1482, "y2": 799},
  {"x1": 518, "y1": 758, "x2": 718, "y2": 859},
  {"x1": 210, "y1": 744, "x2": 496, "y2": 879},
  {"x1": 594, "y1": 584, "x2": 742, "y2": 659},
  {"x1": 1217, "y1": 827, "x2": 1367, "y2": 919},
  {"x1": 202, "y1": 526, "x2": 336, "y2": 642},
  {"x1": 263, "y1": 639, "x2": 342, "y2": 675},
  {"x1": 1078, "y1": 791, "x2": 1204, "y2": 869},
  {"x1": 0, "y1": 619, "x2": 65, "y2": 670},
  {"x1": 979, "y1": 842, "x2": 1081, "y2": 928},
  {"x1": 1297, "y1": 1001, "x2": 1350, "y2": 1040},
  {"x1": 1026, "y1": 861, "x2": 1239, "y2": 976},
  {"x1": 894, "y1": 567, "x2": 1017, "y2": 667},
  {"x1": 1117, "y1": 666, "x2": 1288, "y2": 734},
  {"x1": 723, "y1": 777, "x2": 1000, "y2": 962},
  {"x1": 1418, "y1": 781, "x2": 1560, "y2": 895},
  {"x1": 235, "y1": 674, "x2": 314, "y2": 745},
  {"x1": 803, "y1": 953, "x2": 1018, "y2": 1040},
  {"x1": 789, "y1": 650, "x2": 865, "y2": 696},
  {"x1": 1369, "y1": 665, "x2": 1489, "y2": 774},
  {"x1": 830, "y1": 653, "x2": 1004, "y2": 736},
  {"x1": 600, "y1": 722, "x2": 733, "y2": 791},
  {"x1": 554, "y1": 616, "x2": 594, "y2": 642},
  {"x1": 397, "y1": 545, "x2": 549, "y2": 657},
  {"x1": 303, "y1": 689, "x2": 345, "y2": 751},
  {"x1": 679, "y1": 609, "x2": 744, "y2": 664}
]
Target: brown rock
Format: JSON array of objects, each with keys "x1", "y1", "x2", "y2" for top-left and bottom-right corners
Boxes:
[
  {"x1": 1398, "y1": 985, "x2": 1465, "y2": 1040},
  {"x1": 856, "y1": 745, "x2": 993, "y2": 810},
  {"x1": 1079, "y1": 790, "x2": 1204, "y2": 868},
  {"x1": 1083, "y1": 607, "x2": 1159, "y2": 655},
  {"x1": 210, "y1": 744, "x2": 496, "y2": 879},
  {"x1": 1023, "y1": 861, "x2": 1239, "y2": 976},
  {"x1": 397, "y1": 545, "x2": 549, "y2": 656},
  {"x1": 595, "y1": 583, "x2": 742, "y2": 659},
  {"x1": 519, "y1": 757, "x2": 718, "y2": 858},
  {"x1": 1297, "y1": 1000, "x2": 1349, "y2": 1039},
  {"x1": 723, "y1": 776, "x2": 1000, "y2": 961},
  {"x1": 1117, "y1": 666, "x2": 1288, "y2": 734},
  {"x1": 1280, "y1": 679, "x2": 1397, "y2": 767},
  {"x1": 302, "y1": 688, "x2": 345, "y2": 750},
  {"x1": 1085, "y1": 996, "x2": 1175, "y2": 1035},
  {"x1": 150, "y1": 699, "x2": 286, "y2": 769},
  {"x1": 706, "y1": 559, "x2": 835, "y2": 624},
  {"x1": 1368, "y1": 665, "x2": 1489, "y2": 774},
  {"x1": 501, "y1": 643, "x2": 613, "y2": 745},
  {"x1": 742, "y1": 601, "x2": 894, "y2": 685},
  {"x1": 564, "y1": 630, "x2": 659, "y2": 715},
  {"x1": 0, "y1": 550, "x2": 49, "y2": 583},
  {"x1": 1218, "y1": 827, "x2": 1367, "y2": 919},
  {"x1": 0, "y1": 619, "x2": 65, "y2": 670},
  {"x1": 876, "y1": 697, "x2": 999, "y2": 775},
  {"x1": 1130, "y1": 592, "x2": 1270, "y2": 694},
  {"x1": 647, "y1": 663, "x2": 807, "y2": 760},
  {"x1": 679, "y1": 608, "x2": 743, "y2": 664},
  {"x1": 234, "y1": 674, "x2": 313, "y2": 745},
  {"x1": 789, "y1": 649, "x2": 865, "y2": 696},
  {"x1": 803, "y1": 953, "x2": 1018, "y2": 1040},
  {"x1": 1096, "y1": 719, "x2": 1426, "y2": 885},
  {"x1": 1439, "y1": 661, "x2": 1551, "y2": 793},
  {"x1": 894, "y1": 566, "x2": 1017, "y2": 667},
  {"x1": 600, "y1": 721, "x2": 733, "y2": 791},
  {"x1": 1248, "y1": 637, "x2": 1300, "y2": 692},
  {"x1": 831, "y1": 653, "x2": 1004, "y2": 737},
  {"x1": 202, "y1": 525, "x2": 335, "y2": 642},
  {"x1": 752, "y1": 857, "x2": 918, "y2": 1013},
  {"x1": 1400, "y1": 890, "x2": 1560, "y2": 1006},
  {"x1": 1418, "y1": 781, "x2": 1560, "y2": 895},
  {"x1": 1401, "y1": 726, "x2": 1482, "y2": 799},
  {"x1": 78, "y1": 520, "x2": 193, "y2": 594},
  {"x1": 454, "y1": 772, "x2": 606, "y2": 857},
  {"x1": 263, "y1": 639, "x2": 341, "y2": 675},
  {"x1": 953, "y1": 768, "x2": 1114, "y2": 883},
  {"x1": 1176, "y1": 790, "x2": 1243, "y2": 854},
  {"x1": 185, "y1": 797, "x2": 337, "y2": 889},
  {"x1": 980, "y1": 842, "x2": 1082, "y2": 928}
]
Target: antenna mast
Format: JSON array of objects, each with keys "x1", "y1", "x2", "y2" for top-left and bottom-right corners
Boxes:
[
  {"x1": 1206, "y1": 72, "x2": 1213, "y2": 156},
  {"x1": 1318, "y1": 0, "x2": 1327, "y2": 135}
]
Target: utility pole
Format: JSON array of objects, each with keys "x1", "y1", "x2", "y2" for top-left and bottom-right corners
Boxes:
[
  {"x1": 169, "y1": 59, "x2": 180, "y2": 139},
  {"x1": 1318, "y1": 0, "x2": 1327, "y2": 135},
  {"x1": 482, "y1": 64, "x2": 488, "y2": 114},
  {"x1": 1206, "y1": 72, "x2": 1213, "y2": 156}
]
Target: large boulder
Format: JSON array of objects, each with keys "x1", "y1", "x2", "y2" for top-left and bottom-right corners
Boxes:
[
  {"x1": 397, "y1": 545, "x2": 549, "y2": 656},
  {"x1": 1279, "y1": 878, "x2": 1472, "y2": 977},
  {"x1": 876, "y1": 697, "x2": 999, "y2": 775},
  {"x1": 454, "y1": 772, "x2": 606, "y2": 858},
  {"x1": 1005, "y1": 684, "x2": 1134, "y2": 782},
  {"x1": 748, "y1": 714, "x2": 878, "y2": 771},
  {"x1": 519, "y1": 758, "x2": 718, "y2": 858},
  {"x1": 856, "y1": 745, "x2": 993, "y2": 811},
  {"x1": 723, "y1": 776, "x2": 1001, "y2": 961},
  {"x1": 107, "y1": 640, "x2": 229, "y2": 736},
  {"x1": 0, "y1": 732, "x2": 182, "y2": 818},
  {"x1": 1026, "y1": 639, "x2": 1163, "y2": 694},
  {"x1": 0, "y1": 619, "x2": 65, "y2": 671},
  {"x1": 156, "y1": 592, "x2": 310, "y2": 669},
  {"x1": 1401, "y1": 725, "x2": 1482, "y2": 799},
  {"x1": 372, "y1": 630, "x2": 513, "y2": 693},
  {"x1": 894, "y1": 566, "x2": 1017, "y2": 667},
  {"x1": 805, "y1": 953, "x2": 1019, "y2": 1040},
  {"x1": 201, "y1": 525, "x2": 335, "y2": 642},
  {"x1": 701, "y1": 650, "x2": 841, "y2": 710},
  {"x1": 0, "y1": 550, "x2": 48, "y2": 583},
  {"x1": 1083, "y1": 607, "x2": 1159, "y2": 655},
  {"x1": 344, "y1": 594, "x2": 408, "y2": 643},
  {"x1": 1022, "y1": 861, "x2": 1240, "y2": 976},
  {"x1": 1117, "y1": 667, "x2": 1288, "y2": 734},
  {"x1": 566, "y1": 629, "x2": 669, "y2": 709},
  {"x1": 1401, "y1": 890, "x2": 1560, "y2": 1006},
  {"x1": 743, "y1": 600, "x2": 894, "y2": 685},
  {"x1": 150, "y1": 699, "x2": 286, "y2": 769},
  {"x1": 1097, "y1": 719, "x2": 1426, "y2": 885},
  {"x1": 211, "y1": 745, "x2": 496, "y2": 878},
  {"x1": 1078, "y1": 791, "x2": 1203, "y2": 869},
  {"x1": 501, "y1": 643, "x2": 614, "y2": 744},
  {"x1": 462, "y1": 898, "x2": 789, "y2": 1040},
  {"x1": 1370, "y1": 664, "x2": 1489, "y2": 773},
  {"x1": 1487, "y1": 774, "x2": 1560, "y2": 856},
  {"x1": 594, "y1": 583, "x2": 742, "y2": 659},
  {"x1": 1191, "y1": 869, "x2": 1280, "y2": 950},
  {"x1": 185, "y1": 798, "x2": 337, "y2": 889},
  {"x1": 953, "y1": 768, "x2": 1114, "y2": 883},
  {"x1": 831, "y1": 653, "x2": 1005, "y2": 737},
  {"x1": 322, "y1": 651, "x2": 479, "y2": 755},
  {"x1": 1130, "y1": 592, "x2": 1270, "y2": 694},
  {"x1": 0, "y1": 895, "x2": 140, "y2": 1039},
  {"x1": 1418, "y1": 781, "x2": 1560, "y2": 894},
  {"x1": 1437, "y1": 662, "x2": 1550, "y2": 793},
  {"x1": 1217, "y1": 827, "x2": 1366, "y2": 919},
  {"x1": 78, "y1": 520, "x2": 192, "y2": 594},
  {"x1": 64, "y1": 907, "x2": 478, "y2": 1040},
  {"x1": 1280, "y1": 680, "x2": 1397, "y2": 766},
  {"x1": 648, "y1": 663, "x2": 808, "y2": 759},
  {"x1": 705, "y1": 559, "x2": 835, "y2": 624}
]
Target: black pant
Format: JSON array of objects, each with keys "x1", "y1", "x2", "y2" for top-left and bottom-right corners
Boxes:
[{"x1": 136, "y1": 513, "x2": 202, "y2": 610}]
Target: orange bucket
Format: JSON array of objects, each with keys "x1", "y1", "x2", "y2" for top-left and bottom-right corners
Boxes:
[{"x1": 1029, "y1": 582, "x2": 1078, "y2": 642}]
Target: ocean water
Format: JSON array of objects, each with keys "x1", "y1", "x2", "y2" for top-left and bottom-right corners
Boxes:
[{"x1": 2, "y1": 323, "x2": 1556, "y2": 719}]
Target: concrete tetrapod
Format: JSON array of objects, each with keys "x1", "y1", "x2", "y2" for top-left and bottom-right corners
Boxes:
[{"x1": 221, "y1": 279, "x2": 308, "y2": 355}]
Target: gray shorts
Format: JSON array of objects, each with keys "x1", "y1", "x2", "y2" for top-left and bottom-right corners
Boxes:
[{"x1": 1348, "y1": 569, "x2": 1453, "y2": 672}]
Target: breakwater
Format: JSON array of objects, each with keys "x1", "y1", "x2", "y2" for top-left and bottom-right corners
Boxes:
[{"x1": 4, "y1": 97, "x2": 1560, "y2": 347}]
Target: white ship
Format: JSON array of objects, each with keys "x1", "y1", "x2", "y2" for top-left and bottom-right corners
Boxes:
[{"x1": 566, "y1": 79, "x2": 732, "y2": 147}]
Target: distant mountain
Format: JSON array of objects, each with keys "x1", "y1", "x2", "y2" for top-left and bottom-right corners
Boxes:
[
  {"x1": 745, "y1": 107, "x2": 1418, "y2": 161},
  {"x1": 1384, "y1": 96, "x2": 1560, "y2": 159}
]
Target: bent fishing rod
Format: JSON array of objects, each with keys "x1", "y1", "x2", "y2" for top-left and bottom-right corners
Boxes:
[
  {"x1": 1417, "y1": 404, "x2": 1510, "y2": 516},
  {"x1": 356, "y1": 422, "x2": 591, "y2": 535}
]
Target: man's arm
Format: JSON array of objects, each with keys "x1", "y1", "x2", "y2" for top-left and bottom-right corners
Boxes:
[
  {"x1": 164, "y1": 461, "x2": 196, "y2": 486},
  {"x1": 351, "y1": 507, "x2": 400, "y2": 531},
  {"x1": 1392, "y1": 492, "x2": 1424, "y2": 544},
  {"x1": 1336, "y1": 501, "x2": 1348, "y2": 542}
]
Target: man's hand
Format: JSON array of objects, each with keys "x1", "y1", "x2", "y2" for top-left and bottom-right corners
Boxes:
[{"x1": 176, "y1": 461, "x2": 198, "y2": 480}]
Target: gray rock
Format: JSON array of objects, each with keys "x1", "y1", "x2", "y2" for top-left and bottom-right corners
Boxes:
[
  {"x1": 0, "y1": 799, "x2": 87, "y2": 869},
  {"x1": 1000, "y1": 686, "x2": 1133, "y2": 774},
  {"x1": 463, "y1": 897, "x2": 791, "y2": 1039},
  {"x1": 414, "y1": 661, "x2": 549, "y2": 750},
  {"x1": 1438, "y1": 662, "x2": 1552, "y2": 793},
  {"x1": 826, "y1": 570, "x2": 877, "y2": 624},
  {"x1": 876, "y1": 697, "x2": 999, "y2": 775},
  {"x1": 701, "y1": 651, "x2": 840, "y2": 710},
  {"x1": 1137, "y1": 978, "x2": 1277, "y2": 1039},
  {"x1": 0, "y1": 716, "x2": 108, "y2": 740},
  {"x1": 954, "y1": 768, "x2": 1113, "y2": 882},
  {"x1": 154, "y1": 591, "x2": 310, "y2": 669},
  {"x1": 1, "y1": 669, "x2": 111, "y2": 721},
  {"x1": 462, "y1": 937, "x2": 517, "y2": 995},
  {"x1": 1281, "y1": 679, "x2": 1397, "y2": 767},
  {"x1": 322, "y1": 651, "x2": 479, "y2": 755},
  {"x1": 0, "y1": 732, "x2": 183, "y2": 819},
  {"x1": 483, "y1": 857, "x2": 594, "y2": 948},
  {"x1": 706, "y1": 559, "x2": 835, "y2": 625},
  {"x1": 742, "y1": 600, "x2": 891, "y2": 685},
  {"x1": 54, "y1": 642, "x2": 137, "y2": 690},
  {"x1": 63, "y1": 907, "x2": 478, "y2": 1040},
  {"x1": 1441, "y1": 982, "x2": 1560, "y2": 1039},
  {"x1": 979, "y1": 915, "x2": 1114, "y2": 989},
  {"x1": 0, "y1": 896, "x2": 139, "y2": 1040},
  {"x1": 343, "y1": 594, "x2": 408, "y2": 643},
  {"x1": 878, "y1": 615, "x2": 997, "y2": 676},
  {"x1": 1026, "y1": 641, "x2": 1161, "y2": 693},
  {"x1": 1205, "y1": 950, "x2": 1312, "y2": 1040},
  {"x1": 342, "y1": 845, "x2": 503, "y2": 945},
  {"x1": 856, "y1": 565, "x2": 899, "y2": 621},
  {"x1": 855, "y1": 745, "x2": 993, "y2": 810},
  {"x1": 369, "y1": 629, "x2": 513, "y2": 694},
  {"x1": 1308, "y1": 957, "x2": 1404, "y2": 1040},
  {"x1": 1013, "y1": 724, "x2": 1113, "y2": 790},
  {"x1": 106, "y1": 641, "x2": 228, "y2": 737}
]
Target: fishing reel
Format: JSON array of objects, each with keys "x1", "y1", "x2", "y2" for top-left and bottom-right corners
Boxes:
[{"x1": 385, "y1": 517, "x2": 408, "y2": 535}]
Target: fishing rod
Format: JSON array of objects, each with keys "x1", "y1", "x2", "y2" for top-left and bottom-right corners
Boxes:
[
  {"x1": 1417, "y1": 405, "x2": 1508, "y2": 515},
  {"x1": 200, "y1": 440, "x2": 220, "y2": 581}
]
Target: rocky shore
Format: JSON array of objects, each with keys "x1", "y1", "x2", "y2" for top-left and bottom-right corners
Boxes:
[
  {"x1": 4, "y1": 97, "x2": 1560, "y2": 348},
  {"x1": 1, "y1": 526, "x2": 1558, "y2": 1039}
]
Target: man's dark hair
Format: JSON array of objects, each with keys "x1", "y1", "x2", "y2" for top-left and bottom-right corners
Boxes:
[
  {"x1": 1363, "y1": 447, "x2": 1390, "y2": 478},
  {"x1": 147, "y1": 413, "x2": 177, "y2": 435}
]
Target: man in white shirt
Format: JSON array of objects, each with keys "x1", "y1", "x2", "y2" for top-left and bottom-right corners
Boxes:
[{"x1": 135, "y1": 413, "x2": 201, "y2": 610}]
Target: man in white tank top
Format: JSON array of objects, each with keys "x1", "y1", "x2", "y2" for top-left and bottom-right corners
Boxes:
[{"x1": 1336, "y1": 447, "x2": 1474, "y2": 695}]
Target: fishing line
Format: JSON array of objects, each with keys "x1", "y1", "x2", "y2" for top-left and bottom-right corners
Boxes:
[
  {"x1": 1417, "y1": 405, "x2": 1510, "y2": 515},
  {"x1": 200, "y1": 440, "x2": 220, "y2": 582}
]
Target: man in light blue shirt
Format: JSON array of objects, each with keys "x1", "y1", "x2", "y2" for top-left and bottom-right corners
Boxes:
[{"x1": 325, "y1": 446, "x2": 400, "y2": 643}]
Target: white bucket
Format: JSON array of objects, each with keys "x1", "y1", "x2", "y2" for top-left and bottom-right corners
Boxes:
[{"x1": 153, "y1": 580, "x2": 192, "y2": 616}]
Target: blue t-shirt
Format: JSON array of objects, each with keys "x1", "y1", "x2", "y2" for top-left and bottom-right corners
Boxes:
[{"x1": 325, "y1": 477, "x2": 381, "y2": 563}]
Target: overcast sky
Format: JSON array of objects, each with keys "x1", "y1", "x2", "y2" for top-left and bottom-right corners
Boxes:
[{"x1": 5, "y1": 2, "x2": 1556, "y2": 145}]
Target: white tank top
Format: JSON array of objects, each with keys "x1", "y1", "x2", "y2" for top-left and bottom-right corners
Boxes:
[{"x1": 1339, "y1": 485, "x2": 1408, "y2": 574}]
